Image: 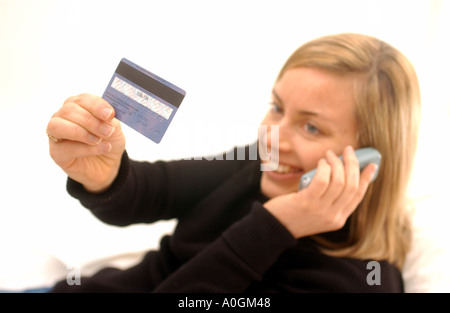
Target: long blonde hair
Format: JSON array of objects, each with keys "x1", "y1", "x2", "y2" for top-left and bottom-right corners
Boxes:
[{"x1": 278, "y1": 33, "x2": 421, "y2": 269}]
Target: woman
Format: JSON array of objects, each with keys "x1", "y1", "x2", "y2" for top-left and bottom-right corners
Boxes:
[{"x1": 46, "y1": 33, "x2": 420, "y2": 292}]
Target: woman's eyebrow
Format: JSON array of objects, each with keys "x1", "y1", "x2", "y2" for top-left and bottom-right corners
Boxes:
[
  {"x1": 272, "y1": 89, "x2": 322, "y2": 118},
  {"x1": 271, "y1": 89, "x2": 284, "y2": 105},
  {"x1": 296, "y1": 110, "x2": 320, "y2": 118}
]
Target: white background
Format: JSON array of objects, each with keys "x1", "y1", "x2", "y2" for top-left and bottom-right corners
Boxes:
[{"x1": 0, "y1": 0, "x2": 449, "y2": 291}]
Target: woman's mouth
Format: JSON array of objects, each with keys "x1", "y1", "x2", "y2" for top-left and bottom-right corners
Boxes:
[
  {"x1": 260, "y1": 161, "x2": 305, "y2": 196},
  {"x1": 273, "y1": 164, "x2": 303, "y2": 174},
  {"x1": 263, "y1": 161, "x2": 304, "y2": 183}
]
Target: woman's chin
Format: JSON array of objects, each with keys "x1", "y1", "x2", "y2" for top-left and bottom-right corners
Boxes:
[{"x1": 260, "y1": 172, "x2": 300, "y2": 198}]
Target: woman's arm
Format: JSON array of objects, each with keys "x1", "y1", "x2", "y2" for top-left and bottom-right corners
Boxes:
[
  {"x1": 67, "y1": 146, "x2": 256, "y2": 226},
  {"x1": 153, "y1": 203, "x2": 297, "y2": 292}
]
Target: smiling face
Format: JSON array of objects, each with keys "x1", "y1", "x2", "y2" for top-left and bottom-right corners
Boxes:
[{"x1": 260, "y1": 67, "x2": 361, "y2": 198}]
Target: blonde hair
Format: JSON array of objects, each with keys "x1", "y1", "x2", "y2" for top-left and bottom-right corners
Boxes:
[{"x1": 278, "y1": 33, "x2": 421, "y2": 269}]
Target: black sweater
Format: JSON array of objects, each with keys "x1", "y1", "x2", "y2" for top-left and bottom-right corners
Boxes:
[{"x1": 50, "y1": 145, "x2": 403, "y2": 292}]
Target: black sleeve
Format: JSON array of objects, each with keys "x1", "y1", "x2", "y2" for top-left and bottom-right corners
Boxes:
[
  {"x1": 66, "y1": 145, "x2": 256, "y2": 226},
  {"x1": 153, "y1": 203, "x2": 297, "y2": 293}
]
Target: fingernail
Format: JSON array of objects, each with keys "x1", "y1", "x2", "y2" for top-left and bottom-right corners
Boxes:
[
  {"x1": 88, "y1": 133, "x2": 101, "y2": 144},
  {"x1": 371, "y1": 164, "x2": 379, "y2": 179},
  {"x1": 100, "y1": 123, "x2": 115, "y2": 137},
  {"x1": 345, "y1": 146, "x2": 354, "y2": 153},
  {"x1": 372, "y1": 164, "x2": 379, "y2": 173},
  {"x1": 101, "y1": 108, "x2": 113, "y2": 119},
  {"x1": 100, "y1": 142, "x2": 112, "y2": 153}
]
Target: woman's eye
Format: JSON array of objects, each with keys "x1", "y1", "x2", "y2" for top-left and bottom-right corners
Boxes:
[
  {"x1": 269, "y1": 102, "x2": 282, "y2": 114},
  {"x1": 304, "y1": 123, "x2": 320, "y2": 134}
]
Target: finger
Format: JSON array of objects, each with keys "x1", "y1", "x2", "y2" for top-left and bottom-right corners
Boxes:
[
  {"x1": 321, "y1": 150, "x2": 346, "y2": 203},
  {"x1": 340, "y1": 146, "x2": 361, "y2": 199},
  {"x1": 342, "y1": 163, "x2": 378, "y2": 217},
  {"x1": 47, "y1": 116, "x2": 103, "y2": 145},
  {"x1": 52, "y1": 101, "x2": 116, "y2": 141},
  {"x1": 49, "y1": 139, "x2": 112, "y2": 164},
  {"x1": 328, "y1": 146, "x2": 361, "y2": 214},
  {"x1": 64, "y1": 93, "x2": 115, "y2": 123},
  {"x1": 360, "y1": 163, "x2": 379, "y2": 187},
  {"x1": 306, "y1": 158, "x2": 331, "y2": 197}
]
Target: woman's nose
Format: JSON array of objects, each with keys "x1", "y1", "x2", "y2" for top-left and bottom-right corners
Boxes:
[
  {"x1": 276, "y1": 120, "x2": 293, "y2": 153},
  {"x1": 260, "y1": 118, "x2": 293, "y2": 153}
]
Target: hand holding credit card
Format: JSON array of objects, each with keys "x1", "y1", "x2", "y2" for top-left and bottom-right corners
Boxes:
[{"x1": 103, "y1": 58, "x2": 186, "y2": 143}]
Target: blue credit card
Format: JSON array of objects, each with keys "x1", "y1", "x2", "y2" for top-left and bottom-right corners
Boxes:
[{"x1": 102, "y1": 58, "x2": 186, "y2": 143}]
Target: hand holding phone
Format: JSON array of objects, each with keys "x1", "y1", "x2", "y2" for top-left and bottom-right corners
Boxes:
[{"x1": 298, "y1": 147, "x2": 382, "y2": 190}]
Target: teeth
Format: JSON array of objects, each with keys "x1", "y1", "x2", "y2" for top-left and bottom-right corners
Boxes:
[{"x1": 274, "y1": 164, "x2": 301, "y2": 174}]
